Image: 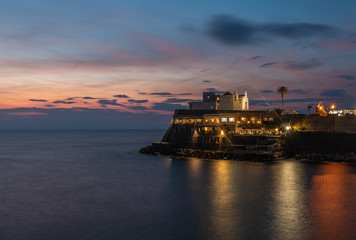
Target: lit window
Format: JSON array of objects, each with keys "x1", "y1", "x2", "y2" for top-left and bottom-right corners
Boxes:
[
  {"x1": 229, "y1": 117, "x2": 235, "y2": 122},
  {"x1": 217, "y1": 97, "x2": 219, "y2": 101},
  {"x1": 221, "y1": 118, "x2": 227, "y2": 122}
]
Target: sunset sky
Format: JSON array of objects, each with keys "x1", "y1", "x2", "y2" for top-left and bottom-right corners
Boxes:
[{"x1": 1, "y1": 0, "x2": 356, "y2": 129}]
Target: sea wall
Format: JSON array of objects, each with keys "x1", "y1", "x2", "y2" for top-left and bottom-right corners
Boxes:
[
  {"x1": 284, "y1": 132, "x2": 356, "y2": 155},
  {"x1": 290, "y1": 115, "x2": 356, "y2": 133}
]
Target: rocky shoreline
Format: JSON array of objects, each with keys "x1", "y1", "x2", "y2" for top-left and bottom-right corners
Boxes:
[
  {"x1": 139, "y1": 145, "x2": 276, "y2": 161},
  {"x1": 140, "y1": 146, "x2": 356, "y2": 163},
  {"x1": 296, "y1": 152, "x2": 356, "y2": 163}
]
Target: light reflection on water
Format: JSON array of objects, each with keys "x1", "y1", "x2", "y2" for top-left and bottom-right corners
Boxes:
[
  {"x1": 310, "y1": 164, "x2": 356, "y2": 240},
  {"x1": 0, "y1": 130, "x2": 356, "y2": 240},
  {"x1": 271, "y1": 161, "x2": 310, "y2": 240}
]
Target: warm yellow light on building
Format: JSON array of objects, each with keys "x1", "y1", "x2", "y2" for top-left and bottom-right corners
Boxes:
[
  {"x1": 241, "y1": 117, "x2": 245, "y2": 121},
  {"x1": 331, "y1": 104, "x2": 335, "y2": 109},
  {"x1": 275, "y1": 128, "x2": 278, "y2": 131},
  {"x1": 221, "y1": 131, "x2": 224, "y2": 135},
  {"x1": 286, "y1": 126, "x2": 291, "y2": 130},
  {"x1": 205, "y1": 127, "x2": 208, "y2": 131}
]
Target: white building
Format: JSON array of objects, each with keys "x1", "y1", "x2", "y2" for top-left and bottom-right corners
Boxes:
[{"x1": 189, "y1": 91, "x2": 249, "y2": 110}]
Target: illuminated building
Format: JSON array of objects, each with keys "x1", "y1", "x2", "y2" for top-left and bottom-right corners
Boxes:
[{"x1": 189, "y1": 91, "x2": 249, "y2": 110}]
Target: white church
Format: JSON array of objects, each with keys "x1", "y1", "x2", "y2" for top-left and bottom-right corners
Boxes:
[{"x1": 189, "y1": 91, "x2": 249, "y2": 111}]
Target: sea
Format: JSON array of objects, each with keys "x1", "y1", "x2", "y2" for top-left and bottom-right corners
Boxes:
[{"x1": 0, "y1": 130, "x2": 356, "y2": 240}]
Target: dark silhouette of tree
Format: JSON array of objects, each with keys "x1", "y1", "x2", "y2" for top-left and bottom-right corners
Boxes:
[
  {"x1": 307, "y1": 105, "x2": 313, "y2": 115},
  {"x1": 277, "y1": 86, "x2": 288, "y2": 114}
]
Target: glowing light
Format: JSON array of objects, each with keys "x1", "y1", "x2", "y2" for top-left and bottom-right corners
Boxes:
[
  {"x1": 286, "y1": 126, "x2": 291, "y2": 130},
  {"x1": 275, "y1": 128, "x2": 279, "y2": 131},
  {"x1": 331, "y1": 104, "x2": 335, "y2": 109},
  {"x1": 221, "y1": 131, "x2": 224, "y2": 135}
]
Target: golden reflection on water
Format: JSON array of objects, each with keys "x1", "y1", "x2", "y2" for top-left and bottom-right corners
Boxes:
[
  {"x1": 186, "y1": 158, "x2": 203, "y2": 176},
  {"x1": 310, "y1": 163, "x2": 356, "y2": 240},
  {"x1": 208, "y1": 160, "x2": 238, "y2": 239},
  {"x1": 163, "y1": 157, "x2": 172, "y2": 169},
  {"x1": 175, "y1": 158, "x2": 356, "y2": 239},
  {"x1": 272, "y1": 161, "x2": 308, "y2": 240}
]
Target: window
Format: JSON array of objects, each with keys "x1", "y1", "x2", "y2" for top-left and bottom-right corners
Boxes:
[
  {"x1": 221, "y1": 117, "x2": 227, "y2": 122},
  {"x1": 229, "y1": 117, "x2": 235, "y2": 122}
]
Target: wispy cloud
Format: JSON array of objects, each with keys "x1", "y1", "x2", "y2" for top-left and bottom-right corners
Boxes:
[
  {"x1": 98, "y1": 100, "x2": 126, "y2": 107},
  {"x1": 113, "y1": 94, "x2": 129, "y2": 98},
  {"x1": 336, "y1": 75, "x2": 355, "y2": 81},
  {"x1": 260, "y1": 62, "x2": 277, "y2": 68},
  {"x1": 290, "y1": 89, "x2": 313, "y2": 95},
  {"x1": 163, "y1": 98, "x2": 199, "y2": 103},
  {"x1": 283, "y1": 58, "x2": 322, "y2": 71},
  {"x1": 207, "y1": 15, "x2": 339, "y2": 45},
  {"x1": 53, "y1": 101, "x2": 76, "y2": 104},
  {"x1": 29, "y1": 99, "x2": 47, "y2": 102},
  {"x1": 128, "y1": 99, "x2": 148, "y2": 103}
]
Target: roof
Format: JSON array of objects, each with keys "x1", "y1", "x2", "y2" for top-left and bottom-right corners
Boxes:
[
  {"x1": 174, "y1": 109, "x2": 270, "y2": 117},
  {"x1": 223, "y1": 92, "x2": 232, "y2": 95}
]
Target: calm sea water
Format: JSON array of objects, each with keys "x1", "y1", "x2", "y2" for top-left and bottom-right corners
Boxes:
[{"x1": 0, "y1": 130, "x2": 356, "y2": 240}]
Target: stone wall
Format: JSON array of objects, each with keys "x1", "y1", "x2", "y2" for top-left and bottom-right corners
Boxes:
[
  {"x1": 290, "y1": 115, "x2": 356, "y2": 133},
  {"x1": 284, "y1": 132, "x2": 356, "y2": 154}
]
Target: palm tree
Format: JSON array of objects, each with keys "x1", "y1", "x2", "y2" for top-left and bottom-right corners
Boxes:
[
  {"x1": 307, "y1": 105, "x2": 313, "y2": 115},
  {"x1": 276, "y1": 86, "x2": 288, "y2": 114}
]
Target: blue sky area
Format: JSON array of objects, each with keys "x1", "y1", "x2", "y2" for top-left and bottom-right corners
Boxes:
[{"x1": 0, "y1": 0, "x2": 355, "y2": 129}]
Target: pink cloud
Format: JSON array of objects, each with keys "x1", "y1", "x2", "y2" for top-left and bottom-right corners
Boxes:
[{"x1": 5, "y1": 112, "x2": 47, "y2": 116}]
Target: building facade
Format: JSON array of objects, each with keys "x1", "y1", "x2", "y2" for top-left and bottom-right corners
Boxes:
[{"x1": 189, "y1": 91, "x2": 249, "y2": 110}]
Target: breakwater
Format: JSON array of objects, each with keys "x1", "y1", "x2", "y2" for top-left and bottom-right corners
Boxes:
[
  {"x1": 140, "y1": 131, "x2": 356, "y2": 163},
  {"x1": 283, "y1": 132, "x2": 356, "y2": 155},
  {"x1": 296, "y1": 153, "x2": 356, "y2": 163},
  {"x1": 139, "y1": 145, "x2": 276, "y2": 161}
]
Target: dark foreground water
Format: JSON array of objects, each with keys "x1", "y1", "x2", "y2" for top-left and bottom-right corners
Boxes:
[{"x1": 0, "y1": 130, "x2": 356, "y2": 240}]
